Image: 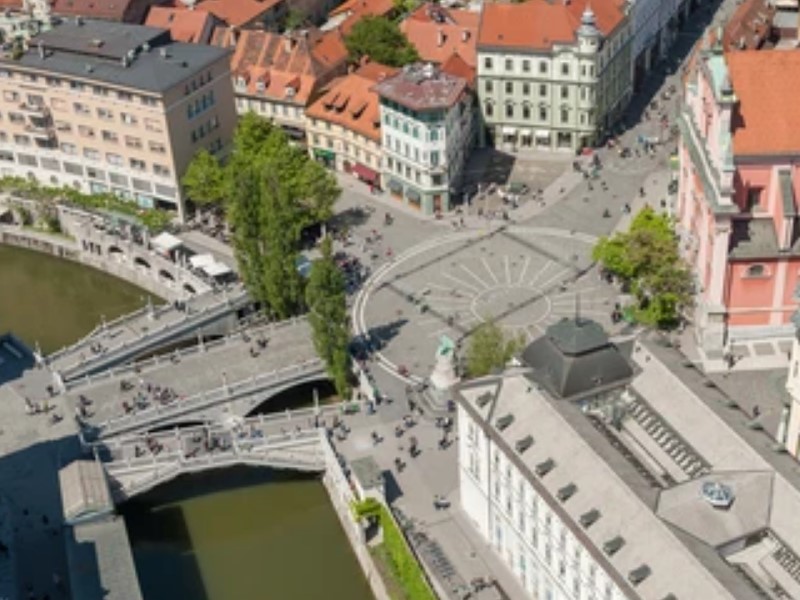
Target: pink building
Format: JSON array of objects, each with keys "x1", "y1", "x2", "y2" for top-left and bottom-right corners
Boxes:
[{"x1": 677, "y1": 43, "x2": 800, "y2": 359}]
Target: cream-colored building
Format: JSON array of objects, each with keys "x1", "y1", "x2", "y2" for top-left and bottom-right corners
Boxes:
[
  {"x1": 304, "y1": 63, "x2": 395, "y2": 191},
  {"x1": 0, "y1": 19, "x2": 237, "y2": 220}
]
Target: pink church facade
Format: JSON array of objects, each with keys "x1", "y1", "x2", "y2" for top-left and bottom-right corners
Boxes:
[{"x1": 676, "y1": 44, "x2": 800, "y2": 359}]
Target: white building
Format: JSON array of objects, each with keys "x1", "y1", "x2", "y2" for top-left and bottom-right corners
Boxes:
[
  {"x1": 374, "y1": 63, "x2": 474, "y2": 216},
  {"x1": 476, "y1": 0, "x2": 633, "y2": 152},
  {"x1": 458, "y1": 315, "x2": 800, "y2": 600}
]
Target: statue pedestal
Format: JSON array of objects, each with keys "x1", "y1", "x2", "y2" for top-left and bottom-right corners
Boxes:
[{"x1": 430, "y1": 352, "x2": 459, "y2": 391}]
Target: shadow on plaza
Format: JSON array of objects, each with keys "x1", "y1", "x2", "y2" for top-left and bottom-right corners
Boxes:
[
  {"x1": 326, "y1": 205, "x2": 372, "y2": 235},
  {"x1": 619, "y1": 0, "x2": 724, "y2": 131},
  {"x1": 363, "y1": 318, "x2": 409, "y2": 352}
]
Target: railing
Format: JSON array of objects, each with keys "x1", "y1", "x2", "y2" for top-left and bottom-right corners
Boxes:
[
  {"x1": 64, "y1": 315, "x2": 310, "y2": 391},
  {"x1": 96, "y1": 357, "x2": 325, "y2": 438}
]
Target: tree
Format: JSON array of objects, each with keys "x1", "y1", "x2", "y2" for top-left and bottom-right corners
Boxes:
[
  {"x1": 181, "y1": 149, "x2": 226, "y2": 208},
  {"x1": 305, "y1": 236, "x2": 351, "y2": 398},
  {"x1": 465, "y1": 321, "x2": 523, "y2": 378},
  {"x1": 192, "y1": 113, "x2": 341, "y2": 316},
  {"x1": 283, "y1": 8, "x2": 305, "y2": 30},
  {"x1": 593, "y1": 206, "x2": 693, "y2": 328},
  {"x1": 345, "y1": 16, "x2": 419, "y2": 67}
]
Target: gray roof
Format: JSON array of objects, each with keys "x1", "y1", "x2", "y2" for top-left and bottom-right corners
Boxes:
[
  {"x1": 2, "y1": 20, "x2": 231, "y2": 93},
  {"x1": 521, "y1": 317, "x2": 634, "y2": 399},
  {"x1": 728, "y1": 218, "x2": 780, "y2": 259}
]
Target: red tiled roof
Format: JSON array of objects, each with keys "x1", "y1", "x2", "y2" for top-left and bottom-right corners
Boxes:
[
  {"x1": 727, "y1": 50, "x2": 800, "y2": 156},
  {"x1": 182, "y1": 0, "x2": 279, "y2": 27},
  {"x1": 0, "y1": 0, "x2": 22, "y2": 10},
  {"x1": 401, "y1": 4, "x2": 478, "y2": 68},
  {"x1": 478, "y1": 0, "x2": 626, "y2": 51},
  {"x1": 306, "y1": 62, "x2": 397, "y2": 142},
  {"x1": 214, "y1": 27, "x2": 348, "y2": 105},
  {"x1": 441, "y1": 51, "x2": 474, "y2": 86},
  {"x1": 722, "y1": 0, "x2": 775, "y2": 51},
  {"x1": 331, "y1": 0, "x2": 394, "y2": 34},
  {"x1": 145, "y1": 6, "x2": 214, "y2": 43},
  {"x1": 374, "y1": 63, "x2": 466, "y2": 111},
  {"x1": 50, "y1": 0, "x2": 158, "y2": 21}
]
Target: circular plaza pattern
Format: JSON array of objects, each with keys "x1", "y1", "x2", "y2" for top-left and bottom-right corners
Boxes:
[{"x1": 353, "y1": 225, "x2": 624, "y2": 380}]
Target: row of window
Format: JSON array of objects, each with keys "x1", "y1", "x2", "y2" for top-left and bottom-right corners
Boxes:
[
  {"x1": 485, "y1": 103, "x2": 591, "y2": 126},
  {"x1": 385, "y1": 156, "x2": 445, "y2": 188},
  {"x1": 236, "y1": 98, "x2": 303, "y2": 120},
  {"x1": 382, "y1": 114, "x2": 443, "y2": 143},
  {"x1": 310, "y1": 134, "x2": 379, "y2": 167},
  {"x1": 186, "y1": 91, "x2": 216, "y2": 120},
  {"x1": 484, "y1": 81, "x2": 595, "y2": 102},
  {"x1": 190, "y1": 115, "x2": 221, "y2": 144},
  {"x1": 383, "y1": 135, "x2": 441, "y2": 167},
  {"x1": 0, "y1": 151, "x2": 176, "y2": 199}
]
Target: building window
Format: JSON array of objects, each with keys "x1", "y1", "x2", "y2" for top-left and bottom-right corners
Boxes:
[
  {"x1": 539, "y1": 61, "x2": 547, "y2": 74},
  {"x1": 8, "y1": 112, "x2": 24, "y2": 124},
  {"x1": 539, "y1": 107, "x2": 547, "y2": 121},
  {"x1": 561, "y1": 109, "x2": 569, "y2": 123},
  {"x1": 125, "y1": 136, "x2": 142, "y2": 149},
  {"x1": 485, "y1": 102, "x2": 494, "y2": 117},
  {"x1": 120, "y1": 112, "x2": 138, "y2": 126},
  {"x1": 522, "y1": 105, "x2": 531, "y2": 119},
  {"x1": 505, "y1": 58, "x2": 512, "y2": 71},
  {"x1": 17, "y1": 153, "x2": 37, "y2": 166},
  {"x1": 13, "y1": 134, "x2": 30, "y2": 146},
  {"x1": 129, "y1": 158, "x2": 146, "y2": 171},
  {"x1": 106, "y1": 153, "x2": 123, "y2": 166},
  {"x1": 60, "y1": 142, "x2": 77, "y2": 155},
  {"x1": 522, "y1": 83, "x2": 530, "y2": 96},
  {"x1": 484, "y1": 57, "x2": 493, "y2": 70},
  {"x1": 561, "y1": 63, "x2": 570, "y2": 76},
  {"x1": 153, "y1": 164, "x2": 171, "y2": 177},
  {"x1": 83, "y1": 148, "x2": 100, "y2": 161},
  {"x1": 102, "y1": 130, "x2": 118, "y2": 143},
  {"x1": 485, "y1": 80, "x2": 493, "y2": 94},
  {"x1": 78, "y1": 125, "x2": 95, "y2": 138},
  {"x1": 522, "y1": 59, "x2": 530, "y2": 73},
  {"x1": 505, "y1": 104, "x2": 514, "y2": 118},
  {"x1": 97, "y1": 108, "x2": 113, "y2": 121},
  {"x1": 149, "y1": 141, "x2": 166, "y2": 154},
  {"x1": 539, "y1": 84, "x2": 547, "y2": 97},
  {"x1": 73, "y1": 102, "x2": 90, "y2": 115},
  {"x1": 505, "y1": 81, "x2": 513, "y2": 94},
  {"x1": 744, "y1": 264, "x2": 769, "y2": 278},
  {"x1": 561, "y1": 85, "x2": 569, "y2": 99}
]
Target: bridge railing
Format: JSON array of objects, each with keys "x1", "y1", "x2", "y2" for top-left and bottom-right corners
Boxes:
[
  {"x1": 63, "y1": 313, "x2": 308, "y2": 390},
  {"x1": 96, "y1": 357, "x2": 325, "y2": 437},
  {"x1": 59, "y1": 292, "x2": 252, "y2": 381}
]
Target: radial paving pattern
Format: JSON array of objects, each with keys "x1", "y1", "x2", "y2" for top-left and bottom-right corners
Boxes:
[{"x1": 356, "y1": 226, "x2": 624, "y2": 378}]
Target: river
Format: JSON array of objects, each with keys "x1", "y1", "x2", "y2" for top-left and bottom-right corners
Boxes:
[{"x1": 0, "y1": 244, "x2": 372, "y2": 600}]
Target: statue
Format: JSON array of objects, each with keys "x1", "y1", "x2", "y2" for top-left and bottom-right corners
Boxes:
[{"x1": 430, "y1": 335, "x2": 459, "y2": 391}]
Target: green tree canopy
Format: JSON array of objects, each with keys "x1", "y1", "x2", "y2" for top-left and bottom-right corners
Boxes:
[
  {"x1": 465, "y1": 321, "x2": 523, "y2": 378},
  {"x1": 180, "y1": 149, "x2": 227, "y2": 207},
  {"x1": 186, "y1": 113, "x2": 341, "y2": 317},
  {"x1": 592, "y1": 206, "x2": 693, "y2": 328},
  {"x1": 305, "y1": 236, "x2": 351, "y2": 398},
  {"x1": 344, "y1": 16, "x2": 419, "y2": 67}
]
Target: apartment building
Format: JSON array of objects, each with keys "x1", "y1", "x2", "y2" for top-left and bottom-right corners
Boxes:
[
  {"x1": 459, "y1": 315, "x2": 800, "y2": 600},
  {"x1": 375, "y1": 63, "x2": 474, "y2": 215},
  {"x1": 0, "y1": 20, "x2": 237, "y2": 219},
  {"x1": 305, "y1": 62, "x2": 396, "y2": 190},
  {"x1": 477, "y1": 0, "x2": 633, "y2": 152},
  {"x1": 211, "y1": 27, "x2": 347, "y2": 140}
]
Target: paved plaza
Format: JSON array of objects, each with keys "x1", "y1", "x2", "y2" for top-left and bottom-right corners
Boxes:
[{"x1": 355, "y1": 226, "x2": 622, "y2": 378}]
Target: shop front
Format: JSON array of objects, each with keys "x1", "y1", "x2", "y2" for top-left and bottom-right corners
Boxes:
[{"x1": 351, "y1": 163, "x2": 381, "y2": 191}]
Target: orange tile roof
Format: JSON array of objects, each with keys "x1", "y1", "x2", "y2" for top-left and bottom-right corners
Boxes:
[
  {"x1": 145, "y1": 6, "x2": 214, "y2": 43},
  {"x1": 401, "y1": 4, "x2": 478, "y2": 68},
  {"x1": 727, "y1": 50, "x2": 800, "y2": 156},
  {"x1": 189, "y1": 0, "x2": 279, "y2": 27},
  {"x1": 306, "y1": 62, "x2": 397, "y2": 142},
  {"x1": 50, "y1": 0, "x2": 156, "y2": 21},
  {"x1": 478, "y1": 0, "x2": 626, "y2": 51},
  {"x1": 213, "y1": 27, "x2": 348, "y2": 105},
  {"x1": 441, "y1": 51, "x2": 475, "y2": 86},
  {"x1": 331, "y1": 0, "x2": 395, "y2": 34}
]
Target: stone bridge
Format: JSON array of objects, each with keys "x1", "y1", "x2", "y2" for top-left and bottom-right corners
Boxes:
[
  {"x1": 48, "y1": 287, "x2": 251, "y2": 384},
  {"x1": 61, "y1": 317, "x2": 327, "y2": 439}
]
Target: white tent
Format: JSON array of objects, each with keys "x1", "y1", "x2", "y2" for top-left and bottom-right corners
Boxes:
[
  {"x1": 202, "y1": 262, "x2": 233, "y2": 278},
  {"x1": 189, "y1": 253, "x2": 216, "y2": 270},
  {"x1": 151, "y1": 232, "x2": 183, "y2": 254}
]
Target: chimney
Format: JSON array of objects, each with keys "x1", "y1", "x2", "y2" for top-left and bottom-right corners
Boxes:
[
  {"x1": 437, "y1": 28, "x2": 445, "y2": 47},
  {"x1": 461, "y1": 29, "x2": 469, "y2": 42}
]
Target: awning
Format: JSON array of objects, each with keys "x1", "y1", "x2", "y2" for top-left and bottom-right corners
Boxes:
[
  {"x1": 406, "y1": 188, "x2": 421, "y2": 202},
  {"x1": 519, "y1": 129, "x2": 532, "y2": 138},
  {"x1": 189, "y1": 253, "x2": 216, "y2": 270},
  {"x1": 151, "y1": 232, "x2": 183, "y2": 253},
  {"x1": 314, "y1": 148, "x2": 335, "y2": 160},
  {"x1": 202, "y1": 262, "x2": 232, "y2": 278},
  {"x1": 535, "y1": 130, "x2": 550, "y2": 139},
  {"x1": 388, "y1": 179, "x2": 403, "y2": 193},
  {"x1": 502, "y1": 127, "x2": 517, "y2": 135},
  {"x1": 352, "y1": 163, "x2": 379, "y2": 184}
]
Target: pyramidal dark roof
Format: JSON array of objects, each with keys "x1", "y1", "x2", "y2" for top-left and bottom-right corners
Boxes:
[{"x1": 521, "y1": 317, "x2": 633, "y2": 400}]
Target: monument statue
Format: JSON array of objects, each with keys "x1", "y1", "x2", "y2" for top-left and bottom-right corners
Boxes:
[{"x1": 430, "y1": 335, "x2": 460, "y2": 391}]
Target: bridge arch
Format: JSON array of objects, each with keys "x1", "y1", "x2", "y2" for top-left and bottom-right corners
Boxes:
[
  {"x1": 244, "y1": 375, "x2": 333, "y2": 417},
  {"x1": 183, "y1": 283, "x2": 197, "y2": 295},
  {"x1": 158, "y1": 268, "x2": 176, "y2": 282},
  {"x1": 133, "y1": 256, "x2": 151, "y2": 269},
  {"x1": 107, "y1": 245, "x2": 124, "y2": 258}
]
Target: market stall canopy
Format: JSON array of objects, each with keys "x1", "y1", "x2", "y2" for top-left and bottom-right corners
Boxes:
[
  {"x1": 189, "y1": 253, "x2": 216, "y2": 270},
  {"x1": 201, "y1": 262, "x2": 232, "y2": 278},
  {"x1": 151, "y1": 232, "x2": 183, "y2": 254}
]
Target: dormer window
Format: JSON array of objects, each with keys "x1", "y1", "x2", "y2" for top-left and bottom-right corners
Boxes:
[{"x1": 744, "y1": 264, "x2": 769, "y2": 278}]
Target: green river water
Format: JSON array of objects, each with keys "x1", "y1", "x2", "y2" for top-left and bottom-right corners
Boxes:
[{"x1": 0, "y1": 244, "x2": 372, "y2": 600}]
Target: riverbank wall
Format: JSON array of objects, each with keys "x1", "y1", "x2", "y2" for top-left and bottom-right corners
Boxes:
[
  {"x1": 321, "y1": 435, "x2": 392, "y2": 600},
  {"x1": 0, "y1": 199, "x2": 211, "y2": 303}
]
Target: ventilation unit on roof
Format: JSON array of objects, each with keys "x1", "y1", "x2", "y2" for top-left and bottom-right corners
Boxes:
[
  {"x1": 496, "y1": 414, "x2": 514, "y2": 431},
  {"x1": 628, "y1": 565, "x2": 651, "y2": 586},
  {"x1": 579, "y1": 509, "x2": 600, "y2": 528},
  {"x1": 535, "y1": 458, "x2": 554, "y2": 477},
  {"x1": 603, "y1": 536, "x2": 625, "y2": 556},
  {"x1": 557, "y1": 483, "x2": 577, "y2": 502},
  {"x1": 476, "y1": 392, "x2": 492, "y2": 408},
  {"x1": 515, "y1": 435, "x2": 533, "y2": 454},
  {"x1": 701, "y1": 481, "x2": 735, "y2": 509}
]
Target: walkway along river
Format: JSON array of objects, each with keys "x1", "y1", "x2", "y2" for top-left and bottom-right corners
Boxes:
[{"x1": 0, "y1": 243, "x2": 372, "y2": 600}]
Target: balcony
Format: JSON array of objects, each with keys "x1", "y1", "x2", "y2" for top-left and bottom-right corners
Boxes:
[{"x1": 18, "y1": 102, "x2": 48, "y2": 117}]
